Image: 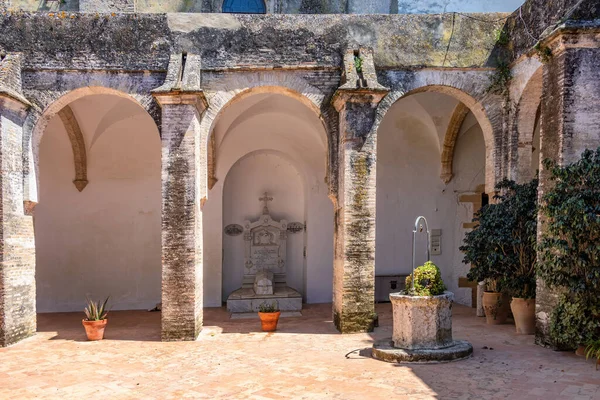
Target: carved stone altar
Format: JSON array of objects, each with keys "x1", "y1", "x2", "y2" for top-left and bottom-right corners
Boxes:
[{"x1": 226, "y1": 192, "x2": 302, "y2": 313}]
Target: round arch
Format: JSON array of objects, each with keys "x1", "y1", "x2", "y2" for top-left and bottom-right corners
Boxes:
[
  {"x1": 513, "y1": 67, "x2": 543, "y2": 182},
  {"x1": 374, "y1": 84, "x2": 498, "y2": 193},
  {"x1": 24, "y1": 86, "x2": 159, "y2": 205},
  {"x1": 200, "y1": 81, "x2": 331, "y2": 198},
  {"x1": 34, "y1": 89, "x2": 162, "y2": 313},
  {"x1": 201, "y1": 87, "x2": 334, "y2": 306}
]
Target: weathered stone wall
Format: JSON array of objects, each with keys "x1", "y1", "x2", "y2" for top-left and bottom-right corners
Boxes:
[
  {"x1": 80, "y1": 0, "x2": 134, "y2": 13},
  {"x1": 6, "y1": 0, "x2": 523, "y2": 13},
  {"x1": 0, "y1": 53, "x2": 36, "y2": 348},
  {"x1": 0, "y1": 13, "x2": 508, "y2": 70},
  {"x1": 535, "y1": 30, "x2": 600, "y2": 347},
  {"x1": 507, "y1": 0, "x2": 600, "y2": 62}
]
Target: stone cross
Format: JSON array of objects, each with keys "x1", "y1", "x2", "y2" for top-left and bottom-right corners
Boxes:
[{"x1": 259, "y1": 192, "x2": 273, "y2": 215}]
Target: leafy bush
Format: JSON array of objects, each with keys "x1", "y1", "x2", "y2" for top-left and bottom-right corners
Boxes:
[
  {"x1": 405, "y1": 261, "x2": 446, "y2": 296},
  {"x1": 84, "y1": 297, "x2": 109, "y2": 321},
  {"x1": 538, "y1": 148, "x2": 600, "y2": 348},
  {"x1": 258, "y1": 301, "x2": 279, "y2": 313},
  {"x1": 550, "y1": 294, "x2": 600, "y2": 349},
  {"x1": 585, "y1": 339, "x2": 600, "y2": 370},
  {"x1": 461, "y1": 178, "x2": 538, "y2": 298}
]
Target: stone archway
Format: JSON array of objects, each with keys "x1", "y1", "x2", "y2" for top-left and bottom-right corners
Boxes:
[
  {"x1": 513, "y1": 67, "x2": 543, "y2": 182},
  {"x1": 375, "y1": 90, "x2": 488, "y2": 307},
  {"x1": 201, "y1": 87, "x2": 333, "y2": 309},
  {"x1": 24, "y1": 86, "x2": 159, "y2": 208},
  {"x1": 373, "y1": 83, "x2": 500, "y2": 194},
  {"x1": 33, "y1": 89, "x2": 162, "y2": 315}
]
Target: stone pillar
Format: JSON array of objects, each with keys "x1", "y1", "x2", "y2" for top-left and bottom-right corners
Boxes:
[
  {"x1": 0, "y1": 54, "x2": 36, "y2": 347},
  {"x1": 535, "y1": 30, "x2": 600, "y2": 346},
  {"x1": 153, "y1": 53, "x2": 207, "y2": 342},
  {"x1": 331, "y1": 48, "x2": 388, "y2": 333},
  {"x1": 154, "y1": 93, "x2": 207, "y2": 341}
]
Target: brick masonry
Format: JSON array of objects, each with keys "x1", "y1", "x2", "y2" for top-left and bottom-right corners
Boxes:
[
  {"x1": 0, "y1": 2, "x2": 598, "y2": 345},
  {"x1": 535, "y1": 30, "x2": 600, "y2": 347},
  {"x1": 156, "y1": 98, "x2": 205, "y2": 341}
]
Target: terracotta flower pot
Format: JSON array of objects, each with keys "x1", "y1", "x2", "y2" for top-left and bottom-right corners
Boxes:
[
  {"x1": 82, "y1": 319, "x2": 107, "y2": 341},
  {"x1": 258, "y1": 311, "x2": 281, "y2": 332},
  {"x1": 510, "y1": 298, "x2": 536, "y2": 335},
  {"x1": 576, "y1": 344, "x2": 586, "y2": 356},
  {"x1": 482, "y1": 292, "x2": 509, "y2": 325}
]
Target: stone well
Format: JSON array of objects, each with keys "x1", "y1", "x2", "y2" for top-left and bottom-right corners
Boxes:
[{"x1": 372, "y1": 291, "x2": 473, "y2": 363}]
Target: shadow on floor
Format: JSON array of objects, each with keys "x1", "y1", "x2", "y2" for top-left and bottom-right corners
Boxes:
[{"x1": 37, "y1": 310, "x2": 161, "y2": 342}]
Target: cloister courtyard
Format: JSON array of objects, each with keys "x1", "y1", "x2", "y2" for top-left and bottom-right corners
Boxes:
[{"x1": 1, "y1": 303, "x2": 598, "y2": 400}]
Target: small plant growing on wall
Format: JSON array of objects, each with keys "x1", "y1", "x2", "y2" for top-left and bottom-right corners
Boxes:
[{"x1": 534, "y1": 42, "x2": 552, "y2": 64}]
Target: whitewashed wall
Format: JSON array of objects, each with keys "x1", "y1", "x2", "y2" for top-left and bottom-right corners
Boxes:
[
  {"x1": 376, "y1": 92, "x2": 486, "y2": 305},
  {"x1": 202, "y1": 93, "x2": 334, "y2": 306},
  {"x1": 36, "y1": 95, "x2": 162, "y2": 312}
]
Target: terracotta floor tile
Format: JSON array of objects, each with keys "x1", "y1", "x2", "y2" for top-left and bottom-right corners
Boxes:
[{"x1": 1, "y1": 304, "x2": 599, "y2": 399}]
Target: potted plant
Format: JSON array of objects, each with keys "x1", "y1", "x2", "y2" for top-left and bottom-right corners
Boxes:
[
  {"x1": 258, "y1": 301, "x2": 280, "y2": 332},
  {"x1": 495, "y1": 178, "x2": 538, "y2": 334},
  {"x1": 461, "y1": 194, "x2": 510, "y2": 325},
  {"x1": 538, "y1": 148, "x2": 600, "y2": 351},
  {"x1": 82, "y1": 296, "x2": 110, "y2": 341}
]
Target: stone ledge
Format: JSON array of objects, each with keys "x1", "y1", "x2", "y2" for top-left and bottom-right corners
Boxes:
[{"x1": 372, "y1": 339, "x2": 473, "y2": 364}]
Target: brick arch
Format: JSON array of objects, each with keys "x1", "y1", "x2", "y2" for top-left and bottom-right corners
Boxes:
[
  {"x1": 23, "y1": 86, "x2": 159, "y2": 206},
  {"x1": 199, "y1": 76, "x2": 333, "y2": 199},
  {"x1": 512, "y1": 67, "x2": 543, "y2": 182},
  {"x1": 440, "y1": 103, "x2": 470, "y2": 184},
  {"x1": 373, "y1": 83, "x2": 502, "y2": 193}
]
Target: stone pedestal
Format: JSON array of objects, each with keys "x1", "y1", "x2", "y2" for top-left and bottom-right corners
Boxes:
[
  {"x1": 227, "y1": 286, "x2": 302, "y2": 313},
  {"x1": 372, "y1": 292, "x2": 473, "y2": 363}
]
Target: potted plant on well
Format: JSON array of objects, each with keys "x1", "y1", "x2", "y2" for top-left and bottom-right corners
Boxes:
[
  {"x1": 495, "y1": 178, "x2": 539, "y2": 334},
  {"x1": 82, "y1": 296, "x2": 110, "y2": 341},
  {"x1": 461, "y1": 193, "x2": 510, "y2": 325},
  {"x1": 538, "y1": 148, "x2": 600, "y2": 351},
  {"x1": 258, "y1": 301, "x2": 280, "y2": 332},
  {"x1": 372, "y1": 260, "x2": 473, "y2": 363}
]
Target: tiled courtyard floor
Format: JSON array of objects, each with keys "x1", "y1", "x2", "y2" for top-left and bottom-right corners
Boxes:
[{"x1": 1, "y1": 303, "x2": 599, "y2": 399}]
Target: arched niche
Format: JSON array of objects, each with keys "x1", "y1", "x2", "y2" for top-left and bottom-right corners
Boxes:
[
  {"x1": 35, "y1": 92, "x2": 161, "y2": 313},
  {"x1": 376, "y1": 91, "x2": 486, "y2": 306},
  {"x1": 201, "y1": 90, "x2": 333, "y2": 307}
]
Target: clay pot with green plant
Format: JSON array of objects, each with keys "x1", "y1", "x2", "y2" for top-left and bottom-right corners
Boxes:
[
  {"x1": 258, "y1": 301, "x2": 280, "y2": 332},
  {"x1": 82, "y1": 297, "x2": 110, "y2": 341},
  {"x1": 538, "y1": 149, "x2": 600, "y2": 351},
  {"x1": 494, "y1": 178, "x2": 539, "y2": 334},
  {"x1": 462, "y1": 178, "x2": 539, "y2": 329},
  {"x1": 461, "y1": 189, "x2": 510, "y2": 325}
]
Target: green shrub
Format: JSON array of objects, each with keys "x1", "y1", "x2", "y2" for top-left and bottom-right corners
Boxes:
[
  {"x1": 538, "y1": 148, "x2": 600, "y2": 348},
  {"x1": 461, "y1": 178, "x2": 538, "y2": 297},
  {"x1": 405, "y1": 261, "x2": 446, "y2": 296},
  {"x1": 550, "y1": 294, "x2": 600, "y2": 350}
]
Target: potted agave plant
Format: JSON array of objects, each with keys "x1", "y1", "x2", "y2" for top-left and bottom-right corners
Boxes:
[
  {"x1": 82, "y1": 296, "x2": 110, "y2": 341},
  {"x1": 258, "y1": 301, "x2": 280, "y2": 332}
]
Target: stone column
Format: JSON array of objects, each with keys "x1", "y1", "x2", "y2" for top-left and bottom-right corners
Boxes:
[
  {"x1": 331, "y1": 48, "x2": 388, "y2": 333},
  {"x1": 154, "y1": 92, "x2": 207, "y2": 341},
  {"x1": 0, "y1": 54, "x2": 36, "y2": 347},
  {"x1": 535, "y1": 30, "x2": 600, "y2": 346}
]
